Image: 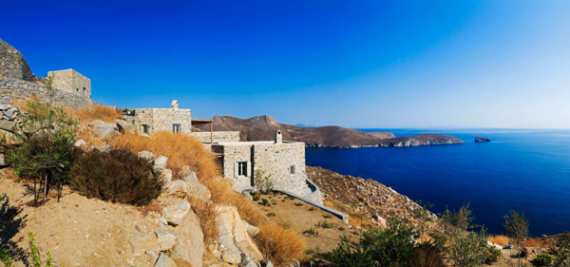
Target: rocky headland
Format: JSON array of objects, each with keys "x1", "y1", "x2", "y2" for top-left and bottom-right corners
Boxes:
[
  {"x1": 194, "y1": 115, "x2": 462, "y2": 148},
  {"x1": 475, "y1": 137, "x2": 491, "y2": 143}
]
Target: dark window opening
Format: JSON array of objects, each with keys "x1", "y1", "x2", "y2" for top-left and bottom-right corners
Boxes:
[
  {"x1": 142, "y1": 124, "x2": 149, "y2": 134},
  {"x1": 290, "y1": 165, "x2": 296, "y2": 174},
  {"x1": 238, "y1": 162, "x2": 248, "y2": 176},
  {"x1": 173, "y1": 124, "x2": 181, "y2": 133}
]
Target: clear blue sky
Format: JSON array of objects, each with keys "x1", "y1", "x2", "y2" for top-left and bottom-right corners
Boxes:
[{"x1": 2, "y1": 1, "x2": 569, "y2": 128}]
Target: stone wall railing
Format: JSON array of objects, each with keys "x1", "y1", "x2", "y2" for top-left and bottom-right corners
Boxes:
[
  {"x1": 191, "y1": 131, "x2": 240, "y2": 143},
  {"x1": 0, "y1": 76, "x2": 90, "y2": 108}
]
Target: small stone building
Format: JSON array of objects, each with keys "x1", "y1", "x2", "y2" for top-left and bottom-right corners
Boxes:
[
  {"x1": 212, "y1": 131, "x2": 311, "y2": 197},
  {"x1": 48, "y1": 69, "x2": 91, "y2": 99},
  {"x1": 123, "y1": 100, "x2": 192, "y2": 135}
]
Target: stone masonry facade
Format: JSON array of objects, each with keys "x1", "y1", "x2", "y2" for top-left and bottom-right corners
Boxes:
[
  {"x1": 191, "y1": 131, "x2": 240, "y2": 143},
  {"x1": 48, "y1": 69, "x2": 91, "y2": 99},
  {"x1": 0, "y1": 38, "x2": 91, "y2": 108},
  {"x1": 212, "y1": 131, "x2": 312, "y2": 197},
  {"x1": 123, "y1": 101, "x2": 192, "y2": 135}
]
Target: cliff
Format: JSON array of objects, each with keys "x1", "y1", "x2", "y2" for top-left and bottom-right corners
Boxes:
[
  {"x1": 379, "y1": 133, "x2": 463, "y2": 147},
  {"x1": 193, "y1": 115, "x2": 395, "y2": 147}
]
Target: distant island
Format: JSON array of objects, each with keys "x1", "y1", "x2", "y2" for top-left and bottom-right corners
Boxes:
[
  {"x1": 193, "y1": 115, "x2": 463, "y2": 148},
  {"x1": 475, "y1": 137, "x2": 492, "y2": 143}
]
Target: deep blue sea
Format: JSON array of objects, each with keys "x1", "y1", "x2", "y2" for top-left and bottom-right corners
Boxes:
[{"x1": 306, "y1": 129, "x2": 570, "y2": 236}]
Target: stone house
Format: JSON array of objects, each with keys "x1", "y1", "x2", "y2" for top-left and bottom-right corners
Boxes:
[
  {"x1": 123, "y1": 100, "x2": 192, "y2": 135},
  {"x1": 48, "y1": 69, "x2": 91, "y2": 99},
  {"x1": 212, "y1": 130, "x2": 316, "y2": 199}
]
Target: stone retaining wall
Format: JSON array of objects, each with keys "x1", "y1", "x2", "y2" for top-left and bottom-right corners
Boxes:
[{"x1": 0, "y1": 76, "x2": 90, "y2": 108}]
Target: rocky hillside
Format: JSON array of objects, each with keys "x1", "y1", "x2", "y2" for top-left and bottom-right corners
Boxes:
[
  {"x1": 307, "y1": 166, "x2": 438, "y2": 230},
  {"x1": 379, "y1": 133, "x2": 463, "y2": 147},
  {"x1": 194, "y1": 115, "x2": 462, "y2": 148},
  {"x1": 193, "y1": 115, "x2": 389, "y2": 147}
]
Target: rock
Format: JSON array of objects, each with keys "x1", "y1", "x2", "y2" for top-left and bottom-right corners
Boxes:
[
  {"x1": 138, "y1": 151, "x2": 155, "y2": 163},
  {"x1": 166, "y1": 180, "x2": 190, "y2": 197},
  {"x1": 215, "y1": 205, "x2": 263, "y2": 265},
  {"x1": 260, "y1": 260, "x2": 274, "y2": 267},
  {"x1": 89, "y1": 120, "x2": 119, "y2": 139},
  {"x1": 181, "y1": 168, "x2": 211, "y2": 201},
  {"x1": 171, "y1": 209, "x2": 204, "y2": 267},
  {"x1": 154, "y1": 156, "x2": 168, "y2": 173},
  {"x1": 145, "y1": 250, "x2": 159, "y2": 262},
  {"x1": 163, "y1": 199, "x2": 191, "y2": 226},
  {"x1": 73, "y1": 139, "x2": 88, "y2": 148},
  {"x1": 115, "y1": 119, "x2": 136, "y2": 134},
  {"x1": 154, "y1": 226, "x2": 177, "y2": 251},
  {"x1": 372, "y1": 213, "x2": 387, "y2": 227},
  {"x1": 239, "y1": 253, "x2": 258, "y2": 267},
  {"x1": 128, "y1": 232, "x2": 158, "y2": 256},
  {"x1": 159, "y1": 169, "x2": 173, "y2": 190},
  {"x1": 154, "y1": 253, "x2": 177, "y2": 267},
  {"x1": 0, "y1": 104, "x2": 10, "y2": 111},
  {"x1": 475, "y1": 137, "x2": 491, "y2": 143},
  {"x1": 4, "y1": 107, "x2": 17, "y2": 117},
  {"x1": 98, "y1": 145, "x2": 111, "y2": 152},
  {"x1": 0, "y1": 154, "x2": 5, "y2": 166},
  {"x1": 243, "y1": 220, "x2": 260, "y2": 237}
]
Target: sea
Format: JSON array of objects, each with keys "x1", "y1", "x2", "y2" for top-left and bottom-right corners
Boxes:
[{"x1": 305, "y1": 129, "x2": 570, "y2": 236}]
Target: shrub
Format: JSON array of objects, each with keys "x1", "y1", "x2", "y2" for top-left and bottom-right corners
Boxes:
[
  {"x1": 303, "y1": 228, "x2": 319, "y2": 236},
  {"x1": 485, "y1": 246, "x2": 502, "y2": 265},
  {"x1": 415, "y1": 243, "x2": 445, "y2": 267},
  {"x1": 323, "y1": 214, "x2": 332, "y2": 219},
  {"x1": 267, "y1": 212, "x2": 276, "y2": 217},
  {"x1": 262, "y1": 199, "x2": 269, "y2": 206},
  {"x1": 294, "y1": 202, "x2": 303, "y2": 206},
  {"x1": 256, "y1": 224, "x2": 305, "y2": 266},
  {"x1": 252, "y1": 195, "x2": 260, "y2": 201},
  {"x1": 328, "y1": 236, "x2": 373, "y2": 267},
  {"x1": 69, "y1": 148, "x2": 162, "y2": 205},
  {"x1": 190, "y1": 197, "x2": 218, "y2": 245},
  {"x1": 317, "y1": 220, "x2": 335, "y2": 229},
  {"x1": 254, "y1": 170, "x2": 274, "y2": 193},
  {"x1": 531, "y1": 253, "x2": 553, "y2": 266},
  {"x1": 69, "y1": 103, "x2": 122, "y2": 123},
  {"x1": 362, "y1": 217, "x2": 419, "y2": 267}
]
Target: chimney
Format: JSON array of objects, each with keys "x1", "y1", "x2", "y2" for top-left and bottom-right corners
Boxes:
[
  {"x1": 274, "y1": 130, "x2": 282, "y2": 144},
  {"x1": 171, "y1": 100, "x2": 179, "y2": 110}
]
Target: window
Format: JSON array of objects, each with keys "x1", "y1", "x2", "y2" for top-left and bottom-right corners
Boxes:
[
  {"x1": 290, "y1": 165, "x2": 296, "y2": 175},
  {"x1": 172, "y1": 124, "x2": 181, "y2": 133},
  {"x1": 83, "y1": 87, "x2": 86, "y2": 95},
  {"x1": 142, "y1": 124, "x2": 149, "y2": 134},
  {"x1": 238, "y1": 162, "x2": 248, "y2": 177}
]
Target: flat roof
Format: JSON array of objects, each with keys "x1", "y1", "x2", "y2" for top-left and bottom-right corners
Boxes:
[{"x1": 213, "y1": 140, "x2": 303, "y2": 146}]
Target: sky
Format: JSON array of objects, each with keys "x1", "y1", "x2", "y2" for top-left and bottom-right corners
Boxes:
[{"x1": 1, "y1": 1, "x2": 569, "y2": 128}]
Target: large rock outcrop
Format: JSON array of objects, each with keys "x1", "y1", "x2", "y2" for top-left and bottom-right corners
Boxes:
[{"x1": 215, "y1": 205, "x2": 263, "y2": 265}]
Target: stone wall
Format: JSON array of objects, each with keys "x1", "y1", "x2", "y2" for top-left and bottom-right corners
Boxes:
[
  {"x1": 123, "y1": 107, "x2": 192, "y2": 135},
  {"x1": 213, "y1": 141, "x2": 309, "y2": 196},
  {"x1": 48, "y1": 69, "x2": 91, "y2": 99},
  {"x1": 190, "y1": 131, "x2": 240, "y2": 143},
  {"x1": 252, "y1": 142, "x2": 308, "y2": 196},
  {"x1": 0, "y1": 38, "x2": 34, "y2": 82},
  {"x1": 0, "y1": 76, "x2": 90, "y2": 108}
]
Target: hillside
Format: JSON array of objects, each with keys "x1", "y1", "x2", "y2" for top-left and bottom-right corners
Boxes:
[{"x1": 194, "y1": 115, "x2": 463, "y2": 148}]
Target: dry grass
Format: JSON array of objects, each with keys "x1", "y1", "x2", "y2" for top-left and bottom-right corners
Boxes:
[
  {"x1": 189, "y1": 196, "x2": 218, "y2": 245},
  {"x1": 76, "y1": 124, "x2": 106, "y2": 147},
  {"x1": 523, "y1": 237, "x2": 548, "y2": 248},
  {"x1": 256, "y1": 223, "x2": 306, "y2": 266},
  {"x1": 69, "y1": 103, "x2": 122, "y2": 123},
  {"x1": 488, "y1": 235, "x2": 510, "y2": 246},
  {"x1": 136, "y1": 199, "x2": 164, "y2": 216}
]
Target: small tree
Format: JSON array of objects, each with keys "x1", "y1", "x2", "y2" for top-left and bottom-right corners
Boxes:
[
  {"x1": 254, "y1": 170, "x2": 274, "y2": 194},
  {"x1": 504, "y1": 210, "x2": 529, "y2": 267},
  {"x1": 362, "y1": 217, "x2": 419, "y2": 267}
]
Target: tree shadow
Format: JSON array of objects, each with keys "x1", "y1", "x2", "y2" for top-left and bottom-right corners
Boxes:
[{"x1": 0, "y1": 194, "x2": 29, "y2": 265}]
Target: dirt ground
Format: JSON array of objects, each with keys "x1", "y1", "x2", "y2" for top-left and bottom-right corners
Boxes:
[
  {"x1": 0, "y1": 171, "x2": 164, "y2": 267},
  {"x1": 255, "y1": 192, "x2": 356, "y2": 254}
]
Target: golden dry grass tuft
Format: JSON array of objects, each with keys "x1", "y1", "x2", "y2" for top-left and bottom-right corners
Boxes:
[
  {"x1": 523, "y1": 237, "x2": 548, "y2": 248},
  {"x1": 70, "y1": 103, "x2": 122, "y2": 123},
  {"x1": 256, "y1": 223, "x2": 306, "y2": 266},
  {"x1": 189, "y1": 197, "x2": 218, "y2": 245},
  {"x1": 487, "y1": 235, "x2": 510, "y2": 246}
]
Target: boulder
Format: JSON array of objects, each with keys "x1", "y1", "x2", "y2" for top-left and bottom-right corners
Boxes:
[
  {"x1": 260, "y1": 260, "x2": 274, "y2": 267},
  {"x1": 215, "y1": 205, "x2": 263, "y2": 265},
  {"x1": 0, "y1": 154, "x2": 5, "y2": 166},
  {"x1": 115, "y1": 119, "x2": 136, "y2": 134},
  {"x1": 138, "y1": 151, "x2": 155, "y2": 164},
  {"x1": 0, "y1": 104, "x2": 10, "y2": 111},
  {"x1": 162, "y1": 199, "x2": 191, "y2": 226},
  {"x1": 4, "y1": 107, "x2": 18, "y2": 118},
  {"x1": 154, "y1": 226, "x2": 177, "y2": 251},
  {"x1": 171, "y1": 208, "x2": 204, "y2": 267},
  {"x1": 89, "y1": 120, "x2": 119, "y2": 139},
  {"x1": 128, "y1": 232, "x2": 158, "y2": 256},
  {"x1": 154, "y1": 156, "x2": 168, "y2": 173},
  {"x1": 159, "y1": 169, "x2": 173, "y2": 190},
  {"x1": 181, "y1": 168, "x2": 211, "y2": 201},
  {"x1": 166, "y1": 180, "x2": 190, "y2": 197},
  {"x1": 154, "y1": 253, "x2": 177, "y2": 267},
  {"x1": 73, "y1": 139, "x2": 88, "y2": 148},
  {"x1": 243, "y1": 220, "x2": 260, "y2": 237}
]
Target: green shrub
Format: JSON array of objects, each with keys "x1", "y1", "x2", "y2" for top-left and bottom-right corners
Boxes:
[
  {"x1": 267, "y1": 212, "x2": 276, "y2": 217},
  {"x1": 485, "y1": 246, "x2": 502, "y2": 265},
  {"x1": 303, "y1": 228, "x2": 319, "y2": 236},
  {"x1": 531, "y1": 253, "x2": 553, "y2": 266},
  {"x1": 69, "y1": 149, "x2": 162, "y2": 205},
  {"x1": 317, "y1": 220, "x2": 335, "y2": 229},
  {"x1": 262, "y1": 198, "x2": 269, "y2": 206},
  {"x1": 294, "y1": 202, "x2": 303, "y2": 206},
  {"x1": 252, "y1": 195, "x2": 260, "y2": 201},
  {"x1": 328, "y1": 236, "x2": 373, "y2": 267},
  {"x1": 323, "y1": 214, "x2": 332, "y2": 219}
]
